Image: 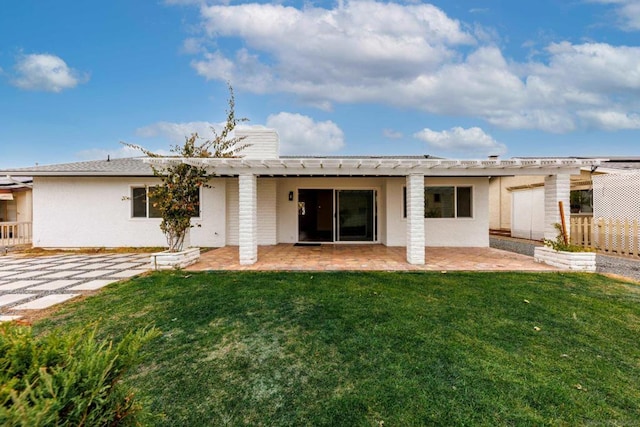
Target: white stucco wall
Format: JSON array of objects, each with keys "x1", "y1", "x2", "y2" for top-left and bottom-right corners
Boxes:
[
  {"x1": 32, "y1": 177, "x2": 226, "y2": 248},
  {"x1": 32, "y1": 174, "x2": 490, "y2": 249},
  {"x1": 385, "y1": 177, "x2": 490, "y2": 247},
  {"x1": 276, "y1": 177, "x2": 386, "y2": 244}
]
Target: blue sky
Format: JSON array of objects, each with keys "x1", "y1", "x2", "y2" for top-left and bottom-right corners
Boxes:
[{"x1": 1, "y1": 0, "x2": 639, "y2": 168}]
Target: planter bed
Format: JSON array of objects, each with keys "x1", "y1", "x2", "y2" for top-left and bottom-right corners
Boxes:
[
  {"x1": 150, "y1": 247, "x2": 200, "y2": 270},
  {"x1": 534, "y1": 246, "x2": 596, "y2": 272}
]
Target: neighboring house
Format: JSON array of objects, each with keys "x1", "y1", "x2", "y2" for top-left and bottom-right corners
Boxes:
[
  {"x1": 0, "y1": 128, "x2": 600, "y2": 265},
  {"x1": 489, "y1": 158, "x2": 639, "y2": 240},
  {"x1": 0, "y1": 176, "x2": 33, "y2": 245}
]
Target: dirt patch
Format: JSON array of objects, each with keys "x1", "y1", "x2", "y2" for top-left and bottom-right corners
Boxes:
[{"x1": 16, "y1": 247, "x2": 164, "y2": 257}]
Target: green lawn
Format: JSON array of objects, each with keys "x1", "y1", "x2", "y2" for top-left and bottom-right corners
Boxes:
[{"x1": 36, "y1": 271, "x2": 640, "y2": 426}]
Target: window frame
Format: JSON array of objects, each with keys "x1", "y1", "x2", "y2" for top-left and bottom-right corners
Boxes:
[
  {"x1": 130, "y1": 186, "x2": 202, "y2": 219},
  {"x1": 402, "y1": 185, "x2": 474, "y2": 219}
]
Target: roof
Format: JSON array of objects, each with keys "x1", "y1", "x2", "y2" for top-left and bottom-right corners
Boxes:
[
  {"x1": 0, "y1": 157, "x2": 155, "y2": 177},
  {"x1": 516, "y1": 156, "x2": 640, "y2": 172},
  {"x1": 0, "y1": 176, "x2": 33, "y2": 190},
  {"x1": 0, "y1": 156, "x2": 606, "y2": 178},
  {"x1": 597, "y1": 160, "x2": 640, "y2": 171}
]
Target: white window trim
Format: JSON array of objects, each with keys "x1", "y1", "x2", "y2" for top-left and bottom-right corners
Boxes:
[
  {"x1": 402, "y1": 185, "x2": 475, "y2": 219},
  {"x1": 130, "y1": 185, "x2": 203, "y2": 220}
]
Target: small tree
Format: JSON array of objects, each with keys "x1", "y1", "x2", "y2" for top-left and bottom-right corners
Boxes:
[{"x1": 125, "y1": 85, "x2": 248, "y2": 252}]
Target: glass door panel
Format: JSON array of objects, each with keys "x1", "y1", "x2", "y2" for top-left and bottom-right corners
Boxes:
[
  {"x1": 298, "y1": 189, "x2": 334, "y2": 242},
  {"x1": 337, "y1": 190, "x2": 375, "y2": 242}
]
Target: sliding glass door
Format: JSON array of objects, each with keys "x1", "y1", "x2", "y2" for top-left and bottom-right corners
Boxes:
[
  {"x1": 298, "y1": 189, "x2": 377, "y2": 243},
  {"x1": 336, "y1": 190, "x2": 375, "y2": 242}
]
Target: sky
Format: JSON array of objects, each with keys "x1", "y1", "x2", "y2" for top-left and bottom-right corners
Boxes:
[{"x1": 1, "y1": 0, "x2": 639, "y2": 168}]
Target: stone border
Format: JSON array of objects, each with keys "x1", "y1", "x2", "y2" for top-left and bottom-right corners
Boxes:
[{"x1": 534, "y1": 246, "x2": 596, "y2": 272}]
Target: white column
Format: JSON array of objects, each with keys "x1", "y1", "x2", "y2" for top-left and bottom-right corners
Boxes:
[
  {"x1": 406, "y1": 174, "x2": 425, "y2": 264},
  {"x1": 238, "y1": 174, "x2": 258, "y2": 264},
  {"x1": 544, "y1": 174, "x2": 571, "y2": 241}
]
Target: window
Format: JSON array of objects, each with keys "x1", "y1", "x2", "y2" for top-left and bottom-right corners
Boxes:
[
  {"x1": 132, "y1": 187, "x2": 162, "y2": 218},
  {"x1": 570, "y1": 189, "x2": 593, "y2": 213},
  {"x1": 403, "y1": 186, "x2": 473, "y2": 218}
]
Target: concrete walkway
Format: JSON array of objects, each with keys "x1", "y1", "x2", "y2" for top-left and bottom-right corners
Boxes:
[{"x1": 0, "y1": 253, "x2": 150, "y2": 323}]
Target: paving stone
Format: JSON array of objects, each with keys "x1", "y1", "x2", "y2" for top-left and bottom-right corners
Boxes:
[
  {"x1": 28, "y1": 280, "x2": 82, "y2": 291},
  {"x1": 89, "y1": 257, "x2": 116, "y2": 262},
  {"x1": 111, "y1": 262, "x2": 147, "y2": 270},
  {"x1": 0, "y1": 259, "x2": 28, "y2": 265},
  {"x1": 4, "y1": 271, "x2": 47, "y2": 279},
  {"x1": 77, "y1": 262, "x2": 117, "y2": 270},
  {"x1": 72, "y1": 270, "x2": 112, "y2": 279},
  {"x1": 15, "y1": 263, "x2": 59, "y2": 271},
  {"x1": 0, "y1": 253, "x2": 156, "y2": 317},
  {"x1": 39, "y1": 270, "x2": 85, "y2": 279},
  {"x1": 110, "y1": 269, "x2": 148, "y2": 278},
  {"x1": 69, "y1": 279, "x2": 118, "y2": 291},
  {"x1": 50, "y1": 262, "x2": 86, "y2": 270},
  {"x1": 0, "y1": 315, "x2": 23, "y2": 322},
  {"x1": 54, "y1": 255, "x2": 84, "y2": 259},
  {"x1": 0, "y1": 271, "x2": 18, "y2": 278},
  {"x1": 0, "y1": 294, "x2": 34, "y2": 307},
  {"x1": 29, "y1": 258, "x2": 62, "y2": 264},
  {"x1": 0, "y1": 280, "x2": 45, "y2": 291},
  {"x1": 12, "y1": 294, "x2": 80, "y2": 310}
]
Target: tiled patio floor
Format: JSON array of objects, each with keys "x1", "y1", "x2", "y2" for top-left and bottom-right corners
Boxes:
[{"x1": 188, "y1": 244, "x2": 558, "y2": 271}]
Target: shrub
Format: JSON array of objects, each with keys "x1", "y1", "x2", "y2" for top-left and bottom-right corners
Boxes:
[
  {"x1": 123, "y1": 83, "x2": 248, "y2": 252},
  {"x1": 543, "y1": 223, "x2": 592, "y2": 252},
  {"x1": 0, "y1": 323, "x2": 160, "y2": 426}
]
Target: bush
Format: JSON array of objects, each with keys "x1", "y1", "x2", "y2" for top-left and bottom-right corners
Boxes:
[
  {"x1": 543, "y1": 223, "x2": 592, "y2": 252},
  {"x1": 0, "y1": 323, "x2": 160, "y2": 426}
]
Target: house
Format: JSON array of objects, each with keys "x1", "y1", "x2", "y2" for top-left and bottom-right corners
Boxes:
[
  {"x1": 0, "y1": 176, "x2": 33, "y2": 246},
  {"x1": 0, "y1": 128, "x2": 602, "y2": 265},
  {"x1": 489, "y1": 158, "x2": 638, "y2": 240}
]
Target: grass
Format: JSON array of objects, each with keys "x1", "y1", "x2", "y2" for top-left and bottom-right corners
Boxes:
[{"x1": 35, "y1": 271, "x2": 640, "y2": 426}]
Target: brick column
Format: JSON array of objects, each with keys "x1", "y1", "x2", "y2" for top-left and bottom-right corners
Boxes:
[
  {"x1": 406, "y1": 174, "x2": 425, "y2": 264},
  {"x1": 544, "y1": 174, "x2": 570, "y2": 241},
  {"x1": 238, "y1": 174, "x2": 258, "y2": 265}
]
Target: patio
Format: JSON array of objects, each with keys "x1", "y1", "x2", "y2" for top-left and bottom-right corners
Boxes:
[{"x1": 188, "y1": 244, "x2": 557, "y2": 272}]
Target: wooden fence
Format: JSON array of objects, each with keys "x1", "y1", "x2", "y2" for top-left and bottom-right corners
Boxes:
[
  {"x1": 0, "y1": 221, "x2": 32, "y2": 247},
  {"x1": 570, "y1": 217, "x2": 640, "y2": 258}
]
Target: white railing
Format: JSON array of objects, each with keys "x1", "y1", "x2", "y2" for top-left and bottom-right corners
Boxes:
[{"x1": 0, "y1": 221, "x2": 33, "y2": 247}]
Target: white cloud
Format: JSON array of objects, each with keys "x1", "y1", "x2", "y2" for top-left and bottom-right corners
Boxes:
[
  {"x1": 176, "y1": 1, "x2": 640, "y2": 132},
  {"x1": 194, "y1": 1, "x2": 474, "y2": 93},
  {"x1": 135, "y1": 121, "x2": 225, "y2": 143},
  {"x1": 578, "y1": 110, "x2": 640, "y2": 130},
  {"x1": 589, "y1": 0, "x2": 640, "y2": 30},
  {"x1": 12, "y1": 53, "x2": 87, "y2": 92},
  {"x1": 383, "y1": 129, "x2": 403, "y2": 139},
  {"x1": 413, "y1": 127, "x2": 506, "y2": 156},
  {"x1": 181, "y1": 37, "x2": 206, "y2": 54},
  {"x1": 266, "y1": 112, "x2": 344, "y2": 155}
]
